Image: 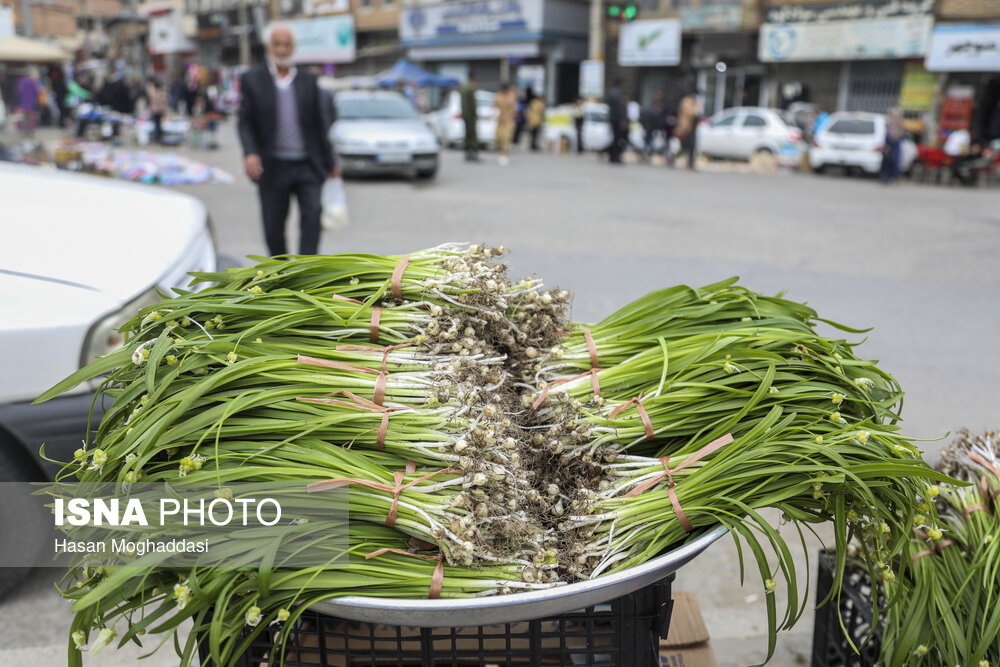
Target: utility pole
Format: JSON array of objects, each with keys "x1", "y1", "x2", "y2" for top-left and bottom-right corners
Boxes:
[
  {"x1": 238, "y1": 0, "x2": 250, "y2": 67},
  {"x1": 19, "y1": 0, "x2": 33, "y2": 37},
  {"x1": 588, "y1": 0, "x2": 602, "y2": 61}
]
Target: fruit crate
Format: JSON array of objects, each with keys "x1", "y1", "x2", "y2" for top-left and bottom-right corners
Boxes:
[
  {"x1": 198, "y1": 573, "x2": 676, "y2": 667},
  {"x1": 811, "y1": 551, "x2": 884, "y2": 667}
]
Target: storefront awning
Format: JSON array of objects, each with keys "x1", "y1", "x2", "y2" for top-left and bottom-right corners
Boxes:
[
  {"x1": 407, "y1": 41, "x2": 539, "y2": 61},
  {"x1": 0, "y1": 36, "x2": 68, "y2": 63}
]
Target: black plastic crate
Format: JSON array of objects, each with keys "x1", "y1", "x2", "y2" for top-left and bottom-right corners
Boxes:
[
  {"x1": 198, "y1": 573, "x2": 675, "y2": 667},
  {"x1": 811, "y1": 552, "x2": 883, "y2": 667}
]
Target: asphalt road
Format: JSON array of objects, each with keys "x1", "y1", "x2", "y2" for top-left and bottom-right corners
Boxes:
[{"x1": 3, "y1": 122, "x2": 998, "y2": 666}]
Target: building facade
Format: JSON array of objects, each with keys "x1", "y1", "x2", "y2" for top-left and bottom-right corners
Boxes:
[
  {"x1": 398, "y1": 0, "x2": 590, "y2": 103},
  {"x1": 758, "y1": 0, "x2": 936, "y2": 115},
  {"x1": 925, "y1": 0, "x2": 1000, "y2": 145}
]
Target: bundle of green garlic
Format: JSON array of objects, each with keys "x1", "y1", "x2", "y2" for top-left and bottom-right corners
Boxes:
[{"x1": 37, "y1": 243, "x2": 948, "y2": 666}]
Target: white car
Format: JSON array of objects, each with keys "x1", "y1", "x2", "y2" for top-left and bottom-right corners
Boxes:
[
  {"x1": 423, "y1": 89, "x2": 498, "y2": 149},
  {"x1": 329, "y1": 91, "x2": 440, "y2": 179},
  {"x1": 0, "y1": 164, "x2": 217, "y2": 594},
  {"x1": 810, "y1": 112, "x2": 917, "y2": 175},
  {"x1": 697, "y1": 107, "x2": 806, "y2": 165}
]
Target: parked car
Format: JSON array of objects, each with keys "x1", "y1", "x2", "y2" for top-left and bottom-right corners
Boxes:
[
  {"x1": 423, "y1": 89, "x2": 498, "y2": 149},
  {"x1": 809, "y1": 112, "x2": 917, "y2": 175},
  {"x1": 0, "y1": 163, "x2": 217, "y2": 597},
  {"x1": 329, "y1": 90, "x2": 440, "y2": 179},
  {"x1": 697, "y1": 107, "x2": 805, "y2": 165}
]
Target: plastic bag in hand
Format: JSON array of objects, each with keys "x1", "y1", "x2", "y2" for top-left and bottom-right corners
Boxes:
[{"x1": 321, "y1": 177, "x2": 349, "y2": 231}]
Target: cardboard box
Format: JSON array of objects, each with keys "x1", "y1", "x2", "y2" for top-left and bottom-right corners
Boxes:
[
  {"x1": 280, "y1": 591, "x2": 715, "y2": 666},
  {"x1": 660, "y1": 592, "x2": 718, "y2": 667}
]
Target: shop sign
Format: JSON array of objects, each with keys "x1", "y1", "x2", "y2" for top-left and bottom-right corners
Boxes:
[
  {"x1": 277, "y1": 15, "x2": 356, "y2": 63},
  {"x1": 926, "y1": 24, "x2": 1000, "y2": 72},
  {"x1": 196, "y1": 13, "x2": 223, "y2": 40},
  {"x1": 579, "y1": 59, "x2": 604, "y2": 98},
  {"x1": 763, "y1": 0, "x2": 933, "y2": 25},
  {"x1": 898, "y1": 61, "x2": 935, "y2": 112},
  {"x1": 149, "y1": 12, "x2": 197, "y2": 55},
  {"x1": 759, "y1": 15, "x2": 932, "y2": 62},
  {"x1": 196, "y1": 11, "x2": 262, "y2": 44},
  {"x1": 618, "y1": 18, "x2": 682, "y2": 66},
  {"x1": 681, "y1": 6, "x2": 742, "y2": 32},
  {"x1": 0, "y1": 6, "x2": 14, "y2": 39},
  {"x1": 400, "y1": 0, "x2": 542, "y2": 45},
  {"x1": 303, "y1": 0, "x2": 349, "y2": 16}
]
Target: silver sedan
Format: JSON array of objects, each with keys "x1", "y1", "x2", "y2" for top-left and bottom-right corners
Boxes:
[{"x1": 328, "y1": 91, "x2": 440, "y2": 179}]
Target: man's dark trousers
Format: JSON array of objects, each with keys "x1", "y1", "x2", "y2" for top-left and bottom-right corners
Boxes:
[{"x1": 258, "y1": 158, "x2": 323, "y2": 256}]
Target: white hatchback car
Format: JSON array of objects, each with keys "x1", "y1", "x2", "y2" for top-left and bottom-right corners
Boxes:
[
  {"x1": 697, "y1": 107, "x2": 805, "y2": 165},
  {"x1": 809, "y1": 112, "x2": 917, "y2": 175},
  {"x1": 0, "y1": 165, "x2": 216, "y2": 469},
  {"x1": 0, "y1": 163, "x2": 217, "y2": 594},
  {"x1": 423, "y1": 89, "x2": 498, "y2": 149},
  {"x1": 329, "y1": 91, "x2": 440, "y2": 178}
]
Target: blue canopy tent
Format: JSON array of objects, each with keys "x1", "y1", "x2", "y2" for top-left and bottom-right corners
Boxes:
[{"x1": 376, "y1": 60, "x2": 458, "y2": 88}]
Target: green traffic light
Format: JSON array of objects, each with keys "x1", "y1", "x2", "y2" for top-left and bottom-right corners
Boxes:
[
  {"x1": 623, "y1": 4, "x2": 637, "y2": 19},
  {"x1": 607, "y1": 5, "x2": 620, "y2": 17}
]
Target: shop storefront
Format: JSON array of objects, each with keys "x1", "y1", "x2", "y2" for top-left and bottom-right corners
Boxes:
[
  {"x1": 398, "y1": 0, "x2": 588, "y2": 102},
  {"x1": 193, "y1": 4, "x2": 268, "y2": 68},
  {"x1": 606, "y1": 2, "x2": 760, "y2": 115},
  {"x1": 759, "y1": 0, "x2": 935, "y2": 114},
  {"x1": 925, "y1": 23, "x2": 1000, "y2": 145},
  {"x1": 684, "y1": 3, "x2": 762, "y2": 117},
  {"x1": 146, "y1": 6, "x2": 197, "y2": 76},
  {"x1": 612, "y1": 17, "x2": 683, "y2": 108}
]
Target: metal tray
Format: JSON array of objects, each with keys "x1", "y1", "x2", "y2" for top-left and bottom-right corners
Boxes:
[{"x1": 310, "y1": 524, "x2": 728, "y2": 627}]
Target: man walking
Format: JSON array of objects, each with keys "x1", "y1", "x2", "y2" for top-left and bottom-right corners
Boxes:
[
  {"x1": 527, "y1": 90, "x2": 545, "y2": 151},
  {"x1": 677, "y1": 88, "x2": 703, "y2": 171},
  {"x1": 605, "y1": 79, "x2": 628, "y2": 164},
  {"x1": 460, "y1": 74, "x2": 479, "y2": 161},
  {"x1": 494, "y1": 82, "x2": 517, "y2": 166},
  {"x1": 238, "y1": 24, "x2": 339, "y2": 256}
]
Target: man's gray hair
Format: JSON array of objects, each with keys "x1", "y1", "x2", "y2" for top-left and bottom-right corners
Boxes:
[{"x1": 263, "y1": 23, "x2": 295, "y2": 45}]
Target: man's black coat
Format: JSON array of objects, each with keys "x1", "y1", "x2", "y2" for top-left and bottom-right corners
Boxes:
[{"x1": 237, "y1": 65, "x2": 336, "y2": 181}]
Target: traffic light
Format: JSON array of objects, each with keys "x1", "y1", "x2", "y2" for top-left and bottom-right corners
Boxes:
[{"x1": 606, "y1": 3, "x2": 638, "y2": 21}]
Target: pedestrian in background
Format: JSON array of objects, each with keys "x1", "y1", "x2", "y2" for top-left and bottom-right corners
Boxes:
[
  {"x1": 605, "y1": 78, "x2": 627, "y2": 164},
  {"x1": 460, "y1": 73, "x2": 479, "y2": 162},
  {"x1": 17, "y1": 68, "x2": 41, "y2": 136},
  {"x1": 570, "y1": 97, "x2": 585, "y2": 153},
  {"x1": 527, "y1": 90, "x2": 545, "y2": 151},
  {"x1": 880, "y1": 108, "x2": 904, "y2": 184},
  {"x1": 663, "y1": 106, "x2": 678, "y2": 167},
  {"x1": 640, "y1": 92, "x2": 665, "y2": 163},
  {"x1": 811, "y1": 108, "x2": 831, "y2": 142},
  {"x1": 677, "y1": 88, "x2": 702, "y2": 170},
  {"x1": 238, "y1": 24, "x2": 340, "y2": 256},
  {"x1": 494, "y1": 82, "x2": 517, "y2": 166},
  {"x1": 48, "y1": 65, "x2": 69, "y2": 128},
  {"x1": 145, "y1": 77, "x2": 167, "y2": 144},
  {"x1": 987, "y1": 100, "x2": 1000, "y2": 143},
  {"x1": 512, "y1": 90, "x2": 528, "y2": 147}
]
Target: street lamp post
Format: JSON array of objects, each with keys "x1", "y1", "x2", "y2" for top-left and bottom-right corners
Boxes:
[
  {"x1": 588, "y1": 0, "x2": 602, "y2": 61},
  {"x1": 19, "y1": 0, "x2": 34, "y2": 37},
  {"x1": 238, "y1": 0, "x2": 250, "y2": 67}
]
